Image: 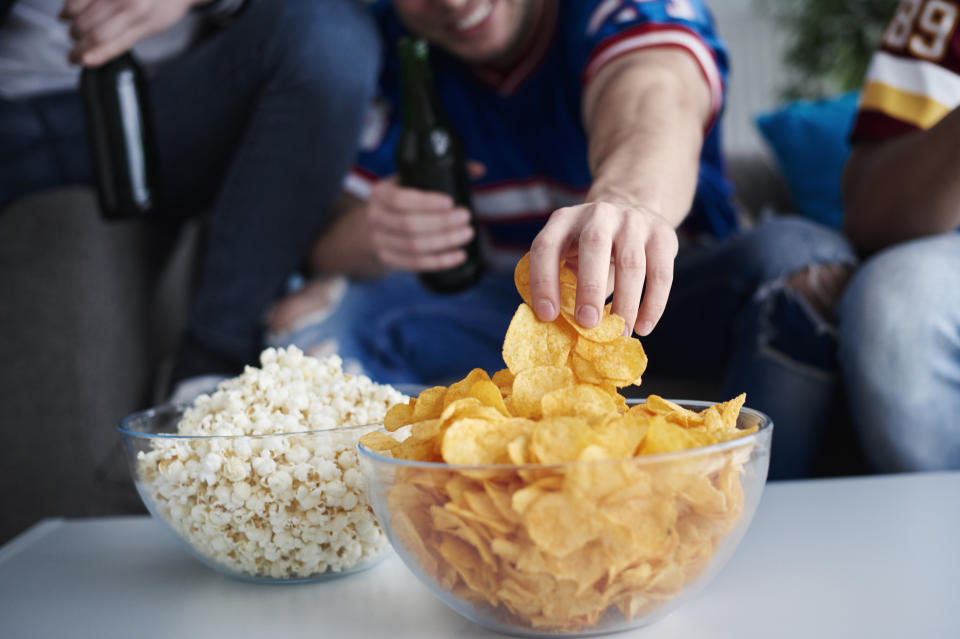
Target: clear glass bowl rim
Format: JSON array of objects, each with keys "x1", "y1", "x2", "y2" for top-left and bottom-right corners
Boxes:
[
  {"x1": 358, "y1": 398, "x2": 772, "y2": 472},
  {"x1": 117, "y1": 403, "x2": 383, "y2": 441}
]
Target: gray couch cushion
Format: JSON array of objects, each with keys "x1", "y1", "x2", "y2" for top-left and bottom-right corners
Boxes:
[{"x1": 0, "y1": 188, "x2": 188, "y2": 543}]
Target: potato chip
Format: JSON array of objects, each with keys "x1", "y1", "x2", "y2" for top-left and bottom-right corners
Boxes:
[
  {"x1": 441, "y1": 416, "x2": 532, "y2": 466},
  {"x1": 541, "y1": 383, "x2": 619, "y2": 423},
  {"x1": 492, "y1": 368, "x2": 515, "y2": 394},
  {"x1": 468, "y1": 379, "x2": 510, "y2": 416},
  {"x1": 440, "y1": 397, "x2": 504, "y2": 425},
  {"x1": 412, "y1": 386, "x2": 448, "y2": 421},
  {"x1": 383, "y1": 400, "x2": 415, "y2": 432},
  {"x1": 639, "y1": 416, "x2": 732, "y2": 455},
  {"x1": 444, "y1": 368, "x2": 492, "y2": 408},
  {"x1": 395, "y1": 432, "x2": 442, "y2": 462},
  {"x1": 514, "y1": 252, "x2": 534, "y2": 307},
  {"x1": 503, "y1": 304, "x2": 575, "y2": 374},
  {"x1": 359, "y1": 430, "x2": 401, "y2": 453},
  {"x1": 564, "y1": 445, "x2": 632, "y2": 500},
  {"x1": 530, "y1": 416, "x2": 599, "y2": 464},
  {"x1": 411, "y1": 418, "x2": 443, "y2": 441},
  {"x1": 511, "y1": 366, "x2": 575, "y2": 419},
  {"x1": 573, "y1": 336, "x2": 647, "y2": 387},
  {"x1": 523, "y1": 490, "x2": 599, "y2": 557},
  {"x1": 559, "y1": 309, "x2": 626, "y2": 343},
  {"x1": 506, "y1": 433, "x2": 531, "y2": 465},
  {"x1": 592, "y1": 412, "x2": 647, "y2": 458},
  {"x1": 644, "y1": 395, "x2": 697, "y2": 423}
]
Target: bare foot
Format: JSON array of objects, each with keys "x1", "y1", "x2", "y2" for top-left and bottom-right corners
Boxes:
[{"x1": 266, "y1": 276, "x2": 347, "y2": 335}]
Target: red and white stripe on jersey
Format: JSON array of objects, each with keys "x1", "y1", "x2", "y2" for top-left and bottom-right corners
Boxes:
[
  {"x1": 343, "y1": 171, "x2": 585, "y2": 220},
  {"x1": 581, "y1": 23, "x2": 724, "y2": 126},
  {"x1": 471, "y1": 178, "x2": 586, "y2": 219},
  {"x1": 343, "y1": 166, "x2": 379, "y2": 200}
]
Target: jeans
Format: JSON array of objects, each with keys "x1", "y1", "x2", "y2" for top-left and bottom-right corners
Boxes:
[
  {"x1": 272, "y1": 216, "x2": 857, "y2": 480},
  {"x1": 0, "y1": 0, "x2": 381, "y2": 374},
  {"x1": 838, "y1": 233, "x2": 960, "y2": 472}
]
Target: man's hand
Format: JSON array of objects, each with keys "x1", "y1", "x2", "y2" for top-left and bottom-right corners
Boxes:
[
  {"x1": 529, "y1": 201, "x2": 678, "y2": 337},
  {"x1": 366, "y1": 177, "x2": 475, "y2": 272},
  {"x1": 528, "y1": 46, "x2": 711, "y2": 337},
  {"x1": 61, "y1": 0, "x2": 203, "y2": 67}
]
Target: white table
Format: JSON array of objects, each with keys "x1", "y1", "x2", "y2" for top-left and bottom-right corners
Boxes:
[{"x1": 1, "y1": 472, "x2": 957, "y2": 639}]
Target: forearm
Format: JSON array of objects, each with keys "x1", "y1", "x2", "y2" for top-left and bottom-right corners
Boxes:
[
  {"x1": 585, "y1": 54, "x2": 709, "y2": 226},
  {"x1": 308, "y1": 193, "x2": 386, "y2": 279},
  {"x1": 844, "y1": 107, "x2": 960, "y2": 253}
]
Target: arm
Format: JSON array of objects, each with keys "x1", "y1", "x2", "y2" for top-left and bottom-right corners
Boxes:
[
  {"x1": 843, "y1": 106, "x2": 960, "y2": 254},
  {"x1": 529, "y1": 47, "x2": 711, "y2": 335}
]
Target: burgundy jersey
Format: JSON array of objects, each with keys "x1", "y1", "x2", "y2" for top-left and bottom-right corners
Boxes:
[{"x1": 852, "y1": 0, "x2": 960, "y2": 142}]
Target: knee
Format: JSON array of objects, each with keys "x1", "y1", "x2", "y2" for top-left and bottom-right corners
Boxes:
[
  {"x1": 740, "y1": 216, "x2": 856, "y2": 282},
  {"x1": 261, "y1": 0, "x2": 381, "y2": 101},
  {"x1": 839, "y1": 236, "x2": 960, "y2": 403}
]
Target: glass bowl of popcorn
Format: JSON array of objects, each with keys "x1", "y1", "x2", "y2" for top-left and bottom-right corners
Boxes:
[
  {"x1": 118, "y1": 346, "x2": 408, "y2": 583},
  {"x1": 358, "y1": 396, "x2": 772, "y2": 635}
]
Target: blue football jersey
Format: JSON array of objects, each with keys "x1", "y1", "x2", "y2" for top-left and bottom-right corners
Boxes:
[{"x1": 347, "y1": 0, "x2": 736, "y2": 270}]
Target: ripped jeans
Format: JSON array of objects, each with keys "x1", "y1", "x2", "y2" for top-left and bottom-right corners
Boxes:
[{"x1": 271, "y1": 216, "x2": 856, "y2": 480}]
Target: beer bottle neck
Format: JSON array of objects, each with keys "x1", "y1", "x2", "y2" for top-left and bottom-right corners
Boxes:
[{"x1": 399, "y1": 38, "x2": 442, "y2": 131}]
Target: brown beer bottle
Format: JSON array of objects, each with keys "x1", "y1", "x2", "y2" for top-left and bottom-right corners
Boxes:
[
  {"x1": 80, "y1": 52, "x2": 162, "y2": 220},
  {"x1": 396, "y1": 37, "x2": 483, "y2": 293}
]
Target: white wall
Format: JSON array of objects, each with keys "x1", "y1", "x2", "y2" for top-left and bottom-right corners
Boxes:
[{"x1": 710, "y1": 0, "x2": 794, "y2": 156}]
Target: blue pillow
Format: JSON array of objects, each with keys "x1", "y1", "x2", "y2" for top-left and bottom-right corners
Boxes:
[{"x1": 755, "y1": 91, "x2": 860, "y2": 229}]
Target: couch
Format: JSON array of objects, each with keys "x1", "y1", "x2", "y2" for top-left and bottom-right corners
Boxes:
[{"x1": 0, "y1": 189, "x2": 198, "y2": 543}]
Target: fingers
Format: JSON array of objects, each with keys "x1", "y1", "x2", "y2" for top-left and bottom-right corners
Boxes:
[
  {"x1": 67, "y1": 0, "x2": 145, "y2": 65},
  {"x1": 72, "y1": 15, "x2": 144, "y2": 66},
  {"x1": 633, "y1": 227, "x2": 677, "y2": 335},
  {"x1": 64, "y1": 0, "x2": 193, "y2": 67},
  {"x1": 374, "y1": 179, "x2": 453, "y2": 212},
  {"x1": 532, "y1": 202, "x2": 678, "y2": 335},
  {"x1": 371, "y1": 202, "x2": 470, "y2": 235},
  {"x1": 609, "y1": 238, "x2": 646, "y2": 336},
  {"x1": 529, "y1": 209, "x2": 579, "y2": 322},
  {"x1": 368, "y1": 177, "x2": 472, "y2": 272},
  {"x1": 60, "y1": 0, "x2": 98, "y2": 20},
  {"x1": 373, "y1": 216, "x2": 474, "y2": 257},
  {"x1": 573, "y1": 212, "x2": 616, "y2": 328},
  {"x1": 67, "y1": 0, "x2": 113, "y2": 36}
]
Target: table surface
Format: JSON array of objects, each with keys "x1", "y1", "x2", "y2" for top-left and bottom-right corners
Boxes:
[{"x1": 1, "y1": 471, "x2": 958, "y2": 639}]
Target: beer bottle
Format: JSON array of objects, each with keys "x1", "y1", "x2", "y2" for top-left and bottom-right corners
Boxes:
[
  {"x1": 80, "y1": 52, "x2": 162, "y2": 220},
  {"x1": 396, "y1": 37, "x2": 483, "y2": 293}
]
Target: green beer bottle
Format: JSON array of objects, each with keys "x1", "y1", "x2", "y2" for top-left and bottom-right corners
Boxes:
[
  {"x1": 396, "y1": 37, "x2": 483, "y2": 294},
  {"x1": 80, "y1": 52, "x2": 162, "y2": 220}
]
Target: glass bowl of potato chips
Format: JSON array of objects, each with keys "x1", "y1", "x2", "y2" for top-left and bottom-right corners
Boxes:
[
  {"x1": 357, "y1": 254, "x2": 772, "y2": 634},
  {"x1": 358, "y1": 388, "x2": 771, "y2": 636}
]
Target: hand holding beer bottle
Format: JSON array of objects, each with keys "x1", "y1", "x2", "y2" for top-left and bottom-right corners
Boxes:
[
  {"x1": 80, "y1": 51, "x2": 162, "y2": 220},
  {"x1": 62, "y1": 0, "x2": 187, "y2": 220},
  {"x1": 385, "y1": 37, "x2": 483, "y2": 293}
]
